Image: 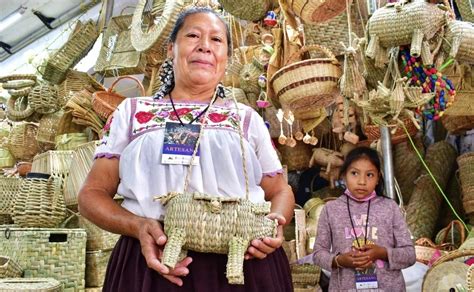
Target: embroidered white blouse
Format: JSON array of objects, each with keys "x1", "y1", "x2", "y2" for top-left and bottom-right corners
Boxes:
[{"x1": 94, "y1": 97, "x2": 283, "y2": 220}]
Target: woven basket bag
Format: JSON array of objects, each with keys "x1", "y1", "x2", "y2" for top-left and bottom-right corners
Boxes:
[
  {"x1": 0, "y1": 256, "x2": 22, "y2": 278},
  {"x1": 57, "y1": 70, "x2": 104, "y2": 108},
  {"x1": 92, "y1": 75, "x2": 146, "y2": 121},
  {"x1": 393, "y1": 138, "x2": 424, "y2": 204},
  {"x1": 458, "y1": 152, "x2": 474, "y2": 214},
  {"x1": 36, "y1": 111, "x2": 64, "y2": 152},
  {"x1": 0, "y1": 278, "x2": 62, "y2": 291},
  {"x1": 28, "y1": 83, "x2": 60, "y2": 115},
  {"x1": 0, "y1": 177, "x2": 22, "y2": 225},
  {"x1": 7, "y1": 122, "x2": 40, "y2": 162},
  {"x1": 291, "y1": 0, "x2": 347, "y2": 24},
  {"x1": 443, "y1": 20, "x2": 474, "y2": 65},
  {"x1": 441, "y1": 90, "x2": 474, "y2": 135},
  {"x1": 85, "y1": 249, "x2": 112, "y2": 287},
  {"x1": 220, "y1": 0, "x2": 270, "y2": 21},
  {"x1": 455, "y1": 0, "x2": 474, "y2": 22},
  {"x1": 270, "y1": 45, "x2": 342, "y2": 120},
  {"x1": 42, "y1": 20, "x2": 98, "y2": 84}
]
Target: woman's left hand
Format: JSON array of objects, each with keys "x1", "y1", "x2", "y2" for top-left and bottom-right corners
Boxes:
[{"x1": 245, "y1": 213, "x2": 286, "y2": 260}]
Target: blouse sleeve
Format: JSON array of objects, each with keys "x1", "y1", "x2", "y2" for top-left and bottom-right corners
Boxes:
[
  {"x1": 94, "y1": 98, "x2": 133, "y2": 160},
  {"x1": 245, "y1": 108, "x2": 283, "y2": 176}
]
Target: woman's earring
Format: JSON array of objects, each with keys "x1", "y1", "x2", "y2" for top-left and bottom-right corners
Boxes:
[{"x1": 216, "y1": 83, "x2": 226, "y2": 99}]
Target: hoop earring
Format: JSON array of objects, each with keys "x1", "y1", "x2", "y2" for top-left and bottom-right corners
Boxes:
[{"x1": 154, "y1": 58, "x2": 174, "y2": 100}]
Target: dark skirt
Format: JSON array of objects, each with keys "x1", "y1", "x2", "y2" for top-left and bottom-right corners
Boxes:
[{"x1": 103, "y1": 235, "x2": 293, "y2": 292}]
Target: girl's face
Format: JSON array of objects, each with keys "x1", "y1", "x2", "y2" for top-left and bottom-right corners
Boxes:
[{"x1": 343, "y1": 158, "x2": 380, "y2": 199}]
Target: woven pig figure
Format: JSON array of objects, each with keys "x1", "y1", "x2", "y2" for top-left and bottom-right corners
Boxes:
[
  {"x1": 443, "y1": 20, "x2": 474, "y2": 64},
  {"x1": 366, "y1": 0, "x2": 446, "y2": 67},
  {"x1": 156, "y1": 192, "x2": 277, "y2": 285}
]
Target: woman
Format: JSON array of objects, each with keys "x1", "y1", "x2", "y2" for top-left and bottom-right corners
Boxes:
[{"x1": 78, "y1": 7, "x2": 294, "y2": 292}]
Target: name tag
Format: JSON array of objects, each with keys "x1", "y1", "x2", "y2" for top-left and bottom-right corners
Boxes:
[
  {"x1": 161, "y1": 122, "x2": 201, "y2": 165},
  {"x1": 355, "y1": 268, "x2": 378, "y2": 290}
]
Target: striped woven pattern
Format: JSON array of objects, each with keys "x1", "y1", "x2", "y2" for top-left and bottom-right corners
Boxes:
[
  {"x1": 443, "y1": 20, "x2": 474, "y2": 65},
  {"x1": 0, "y1": 278, "x2": 62, "y2": 291},
  {"x1": 85, "y1": 249, "x2": 112, "y2": 287},
  {"x1": 220, "y1": 0, "x2": 269, "y2": 21},
  {"x1": 0, "y1": 256, "x2": 22, "y2": 278},
  {"x1": 458, "y1": 152, "x2": 474, "y2": 215},
  {"x1": 456, "y1": 0, "x2": 474, "y2": 22},
  {"x1": 291, "y1": 264, "x2": 321, "y2": 286},
  {"x1": 291, "y1": 0, "x2": 346, "y2": 24},
  {"x1": 0, "y1": 177, "x2": 22, "y2": 225},
  {"x1": 28, "y1": 83, "x2": 59, "y2": 115}
]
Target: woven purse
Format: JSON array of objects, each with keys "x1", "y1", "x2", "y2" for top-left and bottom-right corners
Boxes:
[
  {"x1": 154, "y1": 91, "x2": 277, "y2": 285},
  {"x1": 443, "y1": 20, "x2": 474, "y2": 65}
]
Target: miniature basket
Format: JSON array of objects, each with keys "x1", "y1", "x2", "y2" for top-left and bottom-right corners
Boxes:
[
  {"x1": 290, "y1": 264, "x2": 321, "y2": 286},
  {"x1": 28, "y1": 83, "x2": 60, "y2": 115},
  {"x1": 443, "y1": 20, "x2": 474, "y2": 65},
  {"x1": 92, "y1": 75, "x2": 145, "y2": 120},
  {"x1": 42, "y1": 20, "x2": 98, "y2": 84},
  {"x1": 414, "y1": 237, "x2": 452, "y2": 265},
  {"x1": 441, "y1": 90, "x2": 474, "y2": 135},
  {"x1": 6, "y1": 95, "x2": 35, "y2": 121},
  {"x1": 7, "y1": 122, "x2": 40, "y2": 162},
  {"x1": 36, "y1": 111, "x2": 64, "y2": 151},
  {"x1": 12, "y1": 174, "x2": 67, "y2": 228},
  {"x1": 270, "y1": 45, "x2": 342, "y2": 121},
  {"x1": 0, "y1": 177, "x2": 22, "y2": 226},
  {"x1": 458, "y1": 152, "x2": 474, "y2": 214},
  {"x1": 57, "y1": 70, "x2": 104, "y2": 107},
  {"x1": 220, "y1": 0, "x2": 270, "y2": 21},
  {"x1": 85, "y1": 249, "x2": 112, "y2": 287},
  {"x1": 0, "y1": 256, "x2": 22, "y2": 278},
  {"x1": 0, "y1": 278, "x2": 62, "y2": 291}
]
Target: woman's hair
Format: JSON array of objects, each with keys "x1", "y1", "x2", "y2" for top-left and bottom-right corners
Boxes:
[
  {"x1": 339, "y1": 146, "x2": 385, "y2": 196},
  {"x1": 169, "y1": 7, "x2": 232, "y2": 57}
]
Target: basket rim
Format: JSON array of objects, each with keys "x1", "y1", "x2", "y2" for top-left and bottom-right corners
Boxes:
[{"x1": 270, "y1": 58, "x2": 341, "y2": 83}]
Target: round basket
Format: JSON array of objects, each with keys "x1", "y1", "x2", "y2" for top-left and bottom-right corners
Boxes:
[
  {"x1": 28, "y1": 83, "x2": 60, "y2": 114},
  {"x1": 7, "y1": 122, "x2": 40, "y2": 162},
  {"x1": 6, "y1": 95, "x2": 35, "y2": 122},
  {"x1": 220, "y1": 0, "x2": 270, "y2": 21},
  {"x1": 0, "y1": 278, "x2": 62, "y2": 291},
  {"x1": 36, "y1": 111, "x2": 64, "y2": 151},
  {"x1": 291, "y1": 0, "x2": 347, "y2": 24},
  {"x1": 239, "y1": 63, "x2": 263, "y2": 95},
  {"x1": 0, "y1": 256, "x2": 22, "y2": 278},
  {"x1": 363, "y1": 117, "x2": 418, "y2": 145},
  {"x1": 435, "y1": 220, "x2": 466, "y2": 249},
  {"x1": 458, "y1": 152, "x2": 474, "y2": 213},
  {"x1": 92, "y1": 75, "x2": 145, "y2": 120},
  {"x1": 270, "y1": 45, "x2": 342, "y2": 120},
  {"x1": 422, "y1": 260, "x2": 469, "y2": 292}
]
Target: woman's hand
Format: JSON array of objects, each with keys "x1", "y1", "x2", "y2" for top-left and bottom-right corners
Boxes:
[
  {"x1": 138, "y1": 219, "x2": 193, "y2": 286},
  {"x1": 245, "y1": 213, "x2": 285, "y2": 260}
]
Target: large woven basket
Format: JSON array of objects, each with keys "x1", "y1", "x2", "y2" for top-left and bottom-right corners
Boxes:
[
  {"x1": 290, "y1": 264, "x2": 321, "y2": 286},
  {"x1": 36, "y1": 111, "x2": 64, "y2": 152},
  {"x1": 458, "y1": 152, "x2": 474, "y2": 214},
  {"x1": 220, "y1": 0, "x2": 270, "y2": 21},
  {"x1": 28, "y1": 83, "x2": 59, "y2": 115},
  {"x1": 0, "y1": 177, "x2": 22, "y2": 226},
  {"x1": 443, "y1": 20, "x2": 474, "y2": 65},
  {"x1": 0, "y1": 278, "x2": 62, "y2": 291},
  {"x1": 42, "y1": 20, "x2": 98, "y2": 84},
  {"x1": 57, "y1": 70, "x2": 104, "y2": 108},
  {"x1": 7, "y1": 122, "x2": 40, "y2": 162},
  {"x1": 31, "y1": 150, "x2": 74, "y2": 178},
  {"x1": 85, "y1": 249, "x2": 112, "y2": 287},
  {"x1": 291, "y1": 0, "x2": 347, "y2": 24},
  {"x1": 12, "y1": 175, "x2": 67, "y2": 228},
  {"x1": 0, "y1": 227, "x2": 86, "y2": 290},
  {"x1": 441, "y1": 90, "x2": 474, "y2": 135},
  {"x1": 270, "y1": 45, "x2": 342, "y2": 120},
  {"x1": 0, "y1": 256, "x2": 22, "y2": 278},
  {"x1": 393, "y1": 138, "x2": 424, "y2": 204}
]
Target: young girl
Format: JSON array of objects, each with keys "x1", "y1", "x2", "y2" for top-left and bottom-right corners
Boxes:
[{"x1": 312, "y1": 147, "x2": 415, "y2": 291}]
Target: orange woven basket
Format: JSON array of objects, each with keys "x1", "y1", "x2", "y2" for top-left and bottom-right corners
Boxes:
[{"x1": 92, "y1": 76, "x2": 145, "y2": 120}]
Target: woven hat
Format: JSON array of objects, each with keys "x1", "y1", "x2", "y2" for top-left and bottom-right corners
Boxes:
[{"x1": 422, "y1": 261, "x2": 469, "y2": 291}]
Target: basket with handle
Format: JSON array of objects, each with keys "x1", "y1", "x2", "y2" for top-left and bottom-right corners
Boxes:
[
  {"x1": 57, "y1": 70, "x2": 104, "y2": 107},
  {"x1": 291, "y1": 0, "x2": 347, "y2": 24},
  {"x1": 7, "y1": 122, "x2": 40, "y2": 162},
  {"x1": 414, "y1": 237, "x2": 453, "y2": 265},
  {"x1": 92, "y1": 75, "x2": 146, "y2": 121},
  {"x1": 435, "y1": 220, "x2": 466, "y2": 249},
  {"x1": 28, "y1": 83, "x2": 60, "y2": 115},
  {"x1": 0, "y1": 256, "x2": 23, "y2": 278},
  {"x1": 6, "y1": 95, "x2": 35, "y2": 122},
  {"x1": 270, "y1": 45, "x2": 342, "y2": 121},
  {"x1": 0, "y1": 278, "x2": 62, "y2": 291}
]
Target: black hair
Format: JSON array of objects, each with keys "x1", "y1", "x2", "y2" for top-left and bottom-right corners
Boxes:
[
  {"x1": 339, "y1": 146, "x2": 385, "y2": 196},
  {"x1": 169, "y1": 7, "x2": 232, "y2": 57}
]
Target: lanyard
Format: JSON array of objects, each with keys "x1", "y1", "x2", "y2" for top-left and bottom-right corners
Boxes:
[
  {"x1": 169, "y1": 92, "x2": 212, "y2": 126},
  {"x1": 346, "y1": 195, "x2": 371, "y2": 249}
]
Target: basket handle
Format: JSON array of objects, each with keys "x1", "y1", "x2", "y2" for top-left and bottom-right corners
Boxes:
[
  {"x1": 440, "y1": 220, "x2": 466, "y2": 246},
  {"x1": 108, "y1": 75, "x2": 146, "y2": 96},
  {"x1": 285, "y1": 45, "x2": 338, "y2": 66}
]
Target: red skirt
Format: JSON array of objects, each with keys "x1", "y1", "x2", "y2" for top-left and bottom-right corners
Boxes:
[{"x1": 103, "y1": 235, "x2": 293, "y2": 292}]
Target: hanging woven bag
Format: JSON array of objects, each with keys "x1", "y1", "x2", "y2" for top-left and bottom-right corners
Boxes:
[{"x1": 291, "y1": 0, "x2": 347, "y2": 24}]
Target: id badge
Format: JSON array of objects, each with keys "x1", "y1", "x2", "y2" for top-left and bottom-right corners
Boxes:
[
  {"x1": 355, "y1": 267, "x2": 378, "y2": 290},
  {"x1": 161, "y1": 122, "x2": 201, "y2": 165}
]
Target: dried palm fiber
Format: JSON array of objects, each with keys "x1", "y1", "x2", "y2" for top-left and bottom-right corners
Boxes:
[
  {"x1": 220, "y1": 0, "x2": 270, "y2": 21},
  {"x1": 0, "y1": 256, "x2": 22, "y2": 278},
  {"x1": 455, "y1": 0, "x2": 474, "y2": 22},
  {"x1": 0, "y1": 278, "x2": 62, "y2": 291},
  {"x1": 85, "y1": 249, "x2": 111, "y2": 287},
  {"x1": 406, "y1": 141, "x2": 457, "y2": 240},
  {"x1": 0, "y1": 177, "x2": 21, "y2": 225},
  {"x1": 42, "y1": 20, "x2": 98, "y2": 84},
  {"x1": 270, "y1": 45, "x2": 342, "y2": 122},
  {"x1": 57, "y1": 70, "x2": 104, "y2": 108},
  {"x1": 393, "y1": 137, "x2": 424, "y2": 204},
  {"x1": 7, "y1": 122, "x2": 40, "y2": 162},
  {"x1": 436, "y1": 172, "x2": 465, "y2": 229},
  {"x1": 28, "y1": 82, "x2": 59, "y2": 115},
  {"x1": 154, "y1": 93, "x2": 277, "y2": 285},
  {"x1": 435, "y1": 220, "x2": 466, "y2": 249},
  {"x1": 65, "y1": 88, "x2": 105, "y2": 136},
  {"x1": 92, "y1": 75, "x2": 146, "y2": 121},
  {"x1": 276, "y1": 140, "x2": 313, "y2": 171},
  {"x1": 291, "y1": 0, "x2": 346, "y2": 24},
  {"x1": 290, "y1": 264, "x2": 321, "y2": 286},
  {"x1": 57, "y1": 109, "x2": 87, "y2": 135},
  {"x1": 339, "y1": 39, "x2": 367, "y2": 99},
  {"x1": 366, "y1": 0, "x2": 446, "y2": 67},
  {"x1": 63, "y1": 141, "x2": 98, "y2": 208},
  {"x1": 7, "y1": 86, "x2": 32, "y2": 98},
  {"x1": 422, "y1": 260, "x2": 469, "y2": 292},
  {"x1": 7, "y1": 94, "x2": 35, "y2": 122},
  {"x1": 442, "y1": 20, "x2": 474, "y2": 64},
  {"x1": 36, "y1": 111, "x2": 64, "y2": 152},
  {"x1": 0, "y1": 227, "x2": 86, "y2": 290},
  {"x1": 458, "y1": 152, "x2": 474, "y2": 215},
  {"x1": 359, "y1": 38, "x2": 387, "y2": 91},
  {"x1": 95, "y1": 14, "x2": 147, "y2": 76},
  {"x1": 0, "y1": 74, "x2": 36, "y2": 83},
  {"x1": 2, "y1": 79, "x2": 36, "y2": 90}
]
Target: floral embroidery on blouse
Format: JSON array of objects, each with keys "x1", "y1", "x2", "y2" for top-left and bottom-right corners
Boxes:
[{"x1": 99, "y1": 116, "x2": 114, "y2": 146}]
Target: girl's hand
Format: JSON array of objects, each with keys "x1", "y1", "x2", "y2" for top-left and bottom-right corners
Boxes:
[
  {"x1": 245, "y1": 213, "x2": 285, "y2": 260},
  {"x1": 337, "y1": 251, "x2": 373, "y2": 269},
  {"x1": 138, "y1": 218, "x2": 193, "y2": 286},
  {"x1": 358, "y1": 244, "x2": 388, "y2": 262}
]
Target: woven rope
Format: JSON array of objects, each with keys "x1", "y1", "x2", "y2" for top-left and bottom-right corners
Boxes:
[
  {"x1": 85, "y1": 249, "x2": 111, "y2": 287},
  {"x1": 8, "y1": 87, "x2": 32, "y2": 97},
  {"x1": 0, "y1": 227, "x2": 86, "y2": 290},
  {"x1": 0, "y1": 278, "x2": 62, "y2": 291},
  {"x1": 0, "y1": 256, "x2": 22, "y2": 278},
  {"x1": 7, "y1": 123, "x2": 40, "y2": 162},
  {"x1": 220, "y1": 0, "x2": 269, "y2": 21}
]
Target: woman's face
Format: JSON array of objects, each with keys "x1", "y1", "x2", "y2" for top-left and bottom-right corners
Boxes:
[{"x1": 169, "y1": 12, "x2": 229, "y2": 89}]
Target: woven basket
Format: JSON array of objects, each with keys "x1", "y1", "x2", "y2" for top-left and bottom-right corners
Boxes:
[
  {"x1": 31, "y1": 150, "x2": 74, "y2": 178},
  {"x1": 0, "y1": 177, "x2": 22, "y2": 225},
  {"x1": 414, "y1": 238, "x2": 451, "y2": 266},
  {"x1": 363, "y1": 117, "x2": 418, "y2": 145},
  {"x1": 220, "y1": 0, "x2": 270, "y2": 21},
  {"x1": 28, "y1": 83, "x2": 59, "y2": 115},
  {"x1": 366, "y1": 0, "x2": 445, "y2": 65},
  {"x1": 2, "y1": 79, "x2": 36, "y2": 90},
  {"x1": 0, "y1": 256, "x2": 22, "y2": 278},
  {"x1": 42, "y1": 20, "x2": 98, "y2": 84},
  {"x1": 12, "y1": 175, "x2": 67, "y2": 228},
  {"x1": 422, "y1": 260, "x2": 469, "y2": 292},
  {"x1": 0, "y1": 147, "x2": 15, "y2": 169},
  {"x1": 456, "y1": 0, "x2": 474, "y2": 22},
  {"x1": 458, "y1": 152, "x2": 474, "y2": 214},
  {"x1": 92, "y1": 75, "x2": 145, "y2": 120},
  {"x1": 290, "y1": 264, "x2": 321, "y2": 286},
  {"x1": 55, "y1": 133, "x2": 89, "y2": 151},
  {"x1": 435, "y1": 220, "x2": 466, "y2": 249},
  {"x1": 7, "y1": 122, "x2": 40, "y2": 162},
  {"x1": 64, "y1": 88, "x2": 105, "y2": 135},
  {"x1": 6, "y1": 95, "x2": 35, "y2": 122},
  {"x1": 270, "y1": 45, "x2": 342, "y2": 121},
  {"x1": 441, "y1": 90, "x2": 474, "y2": 135},
  {"x1": 0, "y1": 278, "x2": 62, "y2": 291},
  {"x1": 36, "y1": 111, "x2": 64, "y2": 152},
  {"x1": 276, "y1": 140, "x2": 314, "y2": 171},
  {"x1": 57, "y1": 110, "x2": 87, "y2": 135},
  {"x1": 95, "y1": 14, "x2": 147, "y2": 76},
  {"x1": 85, "y1": 249, "x2": 112, "y2": 287},
  {"x1": 63, "y1": 141, "x2": 98, "y2": 208},
  {"x1": 291, "y1": 0, "x2": 346, "y2": 24},
  {"x1": 0, "y1": 227, "x2": 86, "y2": 290},
  {"x1": 57, "y1": 70, "x2": 104, "y2": 108},
  {"x1": 443, "y1": 20, "x2": 474, "y2": 64},
  {"x1": 393, "y1": 138, "x2": 424, "y2": 204},
  {"x1": 239, "y1": 63, "x2": 263, "y2": 95}
]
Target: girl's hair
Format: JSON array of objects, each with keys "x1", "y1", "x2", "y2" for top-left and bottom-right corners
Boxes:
[
  {"x1": 339, "y1": 146, "x2": 385, "y2": 196},
  {"x1": 169, "y1": 7, "x2": 232, "y2": 57}
]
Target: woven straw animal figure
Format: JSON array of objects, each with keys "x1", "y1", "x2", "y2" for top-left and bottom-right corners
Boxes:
[
  {"x1": 366, "y1": 0, "x2": 446, "y2": 67},
  {"x1": 442, "y1": 20, "x2": 474, "y2": 64},
  {"x1": 156, "y1": 192, "x2": 277, "y2": 284},
  {"x1": 309, "y1": 148, "x2": 344, "y2": 188}
]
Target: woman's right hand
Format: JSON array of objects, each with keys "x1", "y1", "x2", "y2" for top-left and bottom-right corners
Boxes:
[{"x1": 138, "y1": 218, "x2": 193, "y2": 286}]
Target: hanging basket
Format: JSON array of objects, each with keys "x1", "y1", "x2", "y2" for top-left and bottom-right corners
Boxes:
[
  {"x1": 270, "y1": 45, "x2": 342, "y2": 120},
  {"x1": 57, "y1": 70, "x2": 104, "y2": 108},
  {"x1": 441, "y1": 90, "x2": 474, "y2": 135},
  {"x1": 443, "y1": 20, "x2": 474, "y2": 65},
  {"x1": 220, "y1": 0, "x2": 270, "y2": 21},
  {"x1": 28, "y1": 83, "x2": 60, "y2": 115},
  {"x1": 92, "y1": 75, "x2": 146, "y2": 121},
  {"x1": 0, "y1": 256, "x2": 23, "y2": 278},
  {"x1": 291, "y1": 0, "x2": 347, "y2": 24},
  {"x1": 7, "y1": 122, "x2": 40, "y2": 162}
]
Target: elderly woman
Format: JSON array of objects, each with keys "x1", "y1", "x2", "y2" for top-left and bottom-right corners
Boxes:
[{"x1": 78, "y1": 6, "x2": 294, "y2": 292}]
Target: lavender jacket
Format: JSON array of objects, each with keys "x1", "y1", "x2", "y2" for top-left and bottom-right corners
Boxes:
[{"x1": 312, "y1": 195, "x2": 416, "y2": 292}]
